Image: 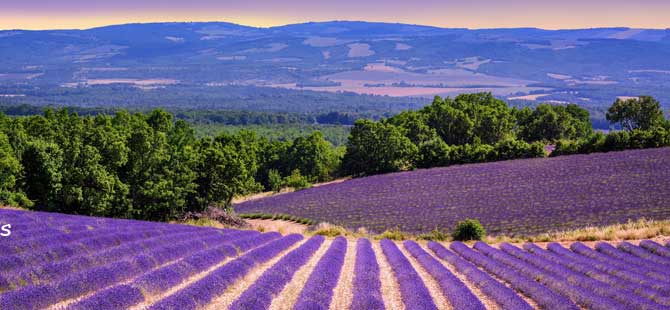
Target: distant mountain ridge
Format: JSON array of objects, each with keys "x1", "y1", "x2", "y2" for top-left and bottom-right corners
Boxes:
[{"x1": 1, "y1": 20, "x2": 669, "y2": 114}]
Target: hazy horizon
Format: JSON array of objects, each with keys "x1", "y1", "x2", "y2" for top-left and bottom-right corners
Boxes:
[
  {"x1": 2, "y1": 19, "x2": 669, "y2": 32},
  {"x1": 2, "y1": 0, "x2": 669, "y2": 31}
]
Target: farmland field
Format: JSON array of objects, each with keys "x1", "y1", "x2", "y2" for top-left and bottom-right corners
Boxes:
[
  {"x1": 235, "y1": 147, "x2": 670, "y2": 235},
  {"x1": 2, "y1": 209, "x2": 670, "y2": 309}
]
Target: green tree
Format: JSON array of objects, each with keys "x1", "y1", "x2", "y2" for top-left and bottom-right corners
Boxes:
[
  {"x1": 0, "y1": 132, "x2": 31, "y2": 207},
  {"x1": 21, "y1": 140, "x2": 63, "y2": 210},
  {"x1": 385, "y1": 111, "x2": 437, "y2": 146},
  {"x1": 423, "y1": 93, "x2": 514, "y2": 145},
  {"x1": 606, "y1": 96, "x2": 665, "y2": 131},
  {"x1": 343, "y1": 120, "x2": 417, "y2": 176},
  {"x1": 417, "y1": 138, "x2": 452, "y2": 168},
  {"x1": 283, "y1": 169, "x2": 311, "y2": 190},
  {"x1": 517, "y1": 104, "x2": 592, "y2": 142},
  {"x1": 193, "y1": 140, "x2": 250, "y2": 211},
  {"x1": 493, "y1": 138, "x2": 546, "y2": 161},
  {"x1": 267, "y1": 169, "x2": 283, "y2": 192},
  {"x1": 288, "y1": 131, "x2": 340, "y2": 182}
]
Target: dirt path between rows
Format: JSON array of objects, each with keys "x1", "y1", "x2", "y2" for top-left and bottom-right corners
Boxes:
[{"x1": 245, "y1": 219, "x2": 309, "y2": 234}]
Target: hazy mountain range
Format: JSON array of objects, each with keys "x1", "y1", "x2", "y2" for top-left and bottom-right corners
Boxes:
[{"x1": 1, "y1": 21, "x2": 669, "y2": 114}]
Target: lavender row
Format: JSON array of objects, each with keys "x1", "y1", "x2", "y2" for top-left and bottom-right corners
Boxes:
[
  {"x1": 475, "y1": 242, "x2": 624, "y2": 310},
  {"x1": 595, "y1": 242, "x2": 670, "y2": 275},
  {"x1": 498, "y1": 243, "x2": 662, "y2": 310},
  {"x1": 380, "y1": 239, "x2": 437, "y2": 310},
  {"x1": 616, "y1": 242, "x2": 670, "y2": 268},
  {"x1": 639, "y1": 240, "x2": 670, "y2": 258},
  {"x1": 548, "y1": 243, "x2": 670, "y2": 294},
  {"x1": 525, "y1": 243, "x2": 670, "y2": 306},
  {"x1": 133, "y1": 232, "x2": 275, "y2": 295},
  {"x1": 4, "y1": 229, "x2": 233, "y2": 288},
  {"x1": 293, "y1": 237, "x2": 347, "y2": 310},
  {"x1": 427, "y1": 242, "x2": 532, "y2": 310},
  {"x1": 350, "y1": 239, "x2": 384, "y2": 310},
  {"x1": 593, "y1": 242, "x2": 670, "y2": 283},
  {"x1": 68, "y1": 232, "x2": 279, "y2": 310},
  {"x1": 570, "y1": 242, "x2": 670, "y2": 284},
  {"x1": 403, "y1": 241, "x2": 485, "y2": 310},
  {"x1": 0, "y1": 228, "x2": 165, "y2": 275},
  {"x1": 149, "y1": 234, "x2": 303, "y2": 310},
  {"x1": 0, "y1": 231, "x2": 252, "y2": 309},
  {"x1": 230, "y1": 235, "x2": 325, "y2": 310},
  {"x1": 450, "y1": 241, "x2": 577, "y2": 310}
]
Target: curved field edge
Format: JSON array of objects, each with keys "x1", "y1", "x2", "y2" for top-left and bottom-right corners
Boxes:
[{"x1": 234, "y1": 147, "x2": 670, "y2": 235}]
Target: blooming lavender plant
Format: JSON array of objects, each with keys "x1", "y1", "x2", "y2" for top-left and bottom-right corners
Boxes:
[
  {"x1": 293, "y1": 237, "x2": 347, "y2": 310},
  {"x1": 403, "y1": 240, "x2": 485, "y2": 310},
  {"x1": 148, "y1": 234, "x2": 303, "y2": 310},
  {"x1": 639, "y1": 240, "x2": 670, "y2": 258},
  {"x1": 230, "y1": 235, "x2": 326, "y2": 310},
  {"x1": 475, "y1": 242, "x2": 624, "y2": 310},
  {"x1": 499, "y1": 243, "x2": 662, "y2": 310},
  {"x1": 350, "y1": 238, "x2": 384, "y2": 310},
  {"x1": 427, "y1": 242, "x2": 532, "y2": 310},
  {"x1": 525, "y1": 243, "x2": 670, "y2": 306},
  {"x1": 380, "y1": 239, "x2": 437, "y2": 310},
  {"x1": 450, "y1": 241, "x2": 578, "y2": 310}
]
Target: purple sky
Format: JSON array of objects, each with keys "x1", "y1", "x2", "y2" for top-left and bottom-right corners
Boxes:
[{"x1": 2, "y1": 0, "x2": 670, "y2": 30}]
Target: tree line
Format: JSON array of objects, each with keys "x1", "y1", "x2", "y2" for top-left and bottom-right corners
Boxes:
[
  {"x1": 1, "y1": 93, "x2": 668, "y2": 221},
  {"x1": 342, "y1": 93, "x2": 670, "y2": 176},
  {"x1": 0, "y1": 109, "x2": 341, "y2": 221}
]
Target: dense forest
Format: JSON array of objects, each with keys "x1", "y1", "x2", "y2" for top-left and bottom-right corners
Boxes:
[{"x1": 1, "y1": 93, "x2": 668, "y2": 221}]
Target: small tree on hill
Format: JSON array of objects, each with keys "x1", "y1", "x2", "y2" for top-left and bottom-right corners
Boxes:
[{"x1": 453, "y1": 219, "x2": 486, "y2": 241}]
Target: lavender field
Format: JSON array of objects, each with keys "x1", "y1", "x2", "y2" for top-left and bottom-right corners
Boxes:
[
  {"x1": 2, "y1": 209, "x2": 670, "y2": 309},
  {"x1": 235, "y1": 148, "x2": 670, "y2": 235}
]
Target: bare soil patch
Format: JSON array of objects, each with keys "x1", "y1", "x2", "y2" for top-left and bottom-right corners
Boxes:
[{"x1": 246, "y1": 219, "x2": 309, "y2": 235}]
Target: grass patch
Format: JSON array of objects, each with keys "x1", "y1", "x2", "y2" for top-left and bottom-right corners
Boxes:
[
  {"x1": 311, "y1": 222, "x2": 349, "y2": 237},
  {"x1": 374, "y1": 227, "x2": 411, "y2": 241},
  {"x1": 417, "y1": 228, "x2": 449, "y2": 241},
  {"x1": 485, "y1": 218, "x2": 670, "y2": 243}
]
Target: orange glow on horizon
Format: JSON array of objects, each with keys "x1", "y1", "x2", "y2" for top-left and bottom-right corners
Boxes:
[{"x1": 1, "y1": 2, "x2": 669, "y2": 31}]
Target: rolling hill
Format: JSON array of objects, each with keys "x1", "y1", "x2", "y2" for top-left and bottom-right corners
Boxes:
[{"x1": 234, "y1": 147, "x2": 670, "y2": 235}]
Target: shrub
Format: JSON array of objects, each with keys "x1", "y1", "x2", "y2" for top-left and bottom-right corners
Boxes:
[
  {"x1": 452, "y1": 219, "x2": 486, "y2": 241},
  {"x1": 312, "y1": 222, "x2": 348, "y2": 237},
  {"x1": 267, "y1": 169, "x2": 283, "y2": 192},
  {"x1": 283, "y1": 169, "x2": 312, "y2": 191},
  {"x1": 375, "y1": 227, "x2": 410, "y2": 241},
  {"x1": 418, "y1": 228, "x2": 449, "y2": 241}
]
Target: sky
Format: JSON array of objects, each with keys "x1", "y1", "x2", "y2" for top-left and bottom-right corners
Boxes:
[{"x1": 2, "y1": 0, "x2": 669, "y2": 30}]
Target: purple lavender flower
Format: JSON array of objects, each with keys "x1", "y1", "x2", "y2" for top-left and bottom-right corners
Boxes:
[
  {"x1": 380, "y1": 239, "x2": 437, "y2": 310},
  {"x1": 293, "y1": 237, "x2": 347, "y2": 310},
  {"x1": 428, "y1": 241, "x2": 532, "y2": 310},
  {"x1": 350, "y1": 238, "x2": 384, "y2": 310},
  {"x1": 230, "y1": 235, "x2": 326, "y2": 310},
  {"x1": 404, "y1": 240, "x2": 485, "y2": 310}
]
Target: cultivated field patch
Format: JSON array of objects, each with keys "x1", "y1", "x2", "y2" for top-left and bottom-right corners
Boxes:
[{"x1": 1, "y1": 209, "x2": 669, "y2": 309}]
